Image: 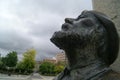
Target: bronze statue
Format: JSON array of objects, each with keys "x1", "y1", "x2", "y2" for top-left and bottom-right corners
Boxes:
[{"x1": 50, "y1": 10, "x2": 120, "y2": 80}]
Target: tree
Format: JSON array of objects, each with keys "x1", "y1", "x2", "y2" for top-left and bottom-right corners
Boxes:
[
  {"x1": 17, "y1": 49, "x2": 36, "y2": 73},
  {"x1": 1, "y1": 57, "x2": 7, "y2": 69},
  {"x1": 39, "y1": 61, "x2": 55, "y2": 75},
  {"x1": 0, "y1": 61, "x2": 3, "y2": 69},
  {"x1": 5, "y1": 51, "x2": 18, "y2": 67},
  {"x1": 0, "y1": 55, "x2": 3, "y2": 69},
  {"x1": 56, "y1": 61, "x2": 66, "y2": 66},
  {"x1": 16, "y1": 61, "x2": 25, "y2": 73},
  {"x1": 39, "y1": 61, "x2": 65, "y2": 75},
  {"x1": 54, "y1": 65, "x2": 64, "y2": 74}
]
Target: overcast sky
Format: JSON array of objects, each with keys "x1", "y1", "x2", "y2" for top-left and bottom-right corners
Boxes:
[{"x1": 0, "y1": 0, "x2": 92, "y2": 61}]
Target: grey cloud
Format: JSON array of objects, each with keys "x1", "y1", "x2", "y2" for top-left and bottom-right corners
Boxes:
[
  {"x1": 27, "y1": 21, "x2": 62, "y2": 37},
  {"x1": 0, "y1": 31, "x2": 32, "y2": 54},
  {"x1": 23, "y1": 0, "x2": 92, "y2": 16},
  {"x1": 0, "y1": 0, "x2": 92, "y2": 61}
]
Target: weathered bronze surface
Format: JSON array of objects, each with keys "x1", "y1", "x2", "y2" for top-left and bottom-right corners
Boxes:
[{"x1": 50, "y1": 10, "x2": 120, "y2": 80}]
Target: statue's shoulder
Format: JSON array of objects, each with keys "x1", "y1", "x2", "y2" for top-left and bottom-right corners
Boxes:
[{"x1": 101, "y1": 70, "x2": 120, "y2": 80}]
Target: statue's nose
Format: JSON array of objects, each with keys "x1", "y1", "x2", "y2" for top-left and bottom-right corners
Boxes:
[{"x1": 65, "y1": 18, "x2": 74, "y2": 24}]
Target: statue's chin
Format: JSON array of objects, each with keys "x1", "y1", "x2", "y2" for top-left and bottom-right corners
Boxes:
[
  {"x1": 50, "y1": 31, "x2": 67, "y2": 49},
  {"x1": 50, "y1": 31, "x2": 84, "y2": 49},
  {"x1": 51, "y1": 31, "x2": 66, "y2": 39}
]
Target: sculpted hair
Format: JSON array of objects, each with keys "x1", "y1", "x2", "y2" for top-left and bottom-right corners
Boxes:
[{"x1": 84, "y1": 11, "x2": 119, "y2": 65}]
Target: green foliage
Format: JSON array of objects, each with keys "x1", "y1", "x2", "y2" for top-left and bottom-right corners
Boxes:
[
  {"x1": 39, "y1": 61, "x2": 65, "y2": 75},
  {"x1": 0, "y1": 56, "x2": 3, "y2": 69},
  {"x1": 39, "y1": 62, "x2": 55, "y2": 75},
  {"x1": 16, "y1": 61, "x2": 24, "y2": 70},
  {"x1": 54, "y1": 65, "x2": 64, "y2": 74},
  {"x1": 22, "y1": 49, "x2": 36, "y2": 70},
  {"x1": 1, "y1": 57, "x2": 7, "y2": 68},
  {"x1": 0, "y1": 51, "x2": 18, "y2": 73},
  {"x1": 56, "y1": 61, "x2": 66, "y2": 66},
  {"x1": 5, "y1": 51, "x2": 18, "y2": 67},
  {"x1": 16, "y1": 61, "x2": 26, "y2": 74},
  {"x1": 16, "y1": 49, "x2": 36, "y2": 74},
  {"x1": 0, "y1": 49, "x2": 37, "y2": 74},
  {"x1": 0, "y1": 60, "x2": 2, "y2": 65}
]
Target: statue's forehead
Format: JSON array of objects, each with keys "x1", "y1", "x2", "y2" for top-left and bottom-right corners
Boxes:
[
  {"x1": 77, "y1": 12, "x2": 94, "y2": 20},
  {"x1": 76, "y1": 12, "x2": 98, "y2": 23}
]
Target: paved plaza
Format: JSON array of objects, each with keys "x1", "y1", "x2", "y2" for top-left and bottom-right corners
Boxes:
[{"x1": 0, "y1": 73, "x2": 55, "y2": 80}]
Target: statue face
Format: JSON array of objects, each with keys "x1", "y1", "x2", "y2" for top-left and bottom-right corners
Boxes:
[{"x1": 50, "y1": 12, "x2": 105, "y2": 50}]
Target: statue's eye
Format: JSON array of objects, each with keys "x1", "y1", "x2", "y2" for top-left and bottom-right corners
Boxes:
[
  {"x1": 77, "y1": 15, "x2": 85, "y2": 20},
  {"x1": 82, "y1": 19, "x2": 94, "y2": 27}
]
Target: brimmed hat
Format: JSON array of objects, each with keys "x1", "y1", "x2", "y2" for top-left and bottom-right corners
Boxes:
[{"x1": 83, "y1": 10, "x2": 119, "y2": 65}]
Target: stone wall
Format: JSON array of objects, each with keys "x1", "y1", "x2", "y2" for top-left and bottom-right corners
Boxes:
[{"x1": 92, "y1": 0, "x2": 120, "y2": 72}]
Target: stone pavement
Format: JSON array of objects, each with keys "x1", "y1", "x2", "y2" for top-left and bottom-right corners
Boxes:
[
  {"x1": 0, "y1": 73, "x2": 55, "y2": 80},
  {"x1": 41, "y1": 76, "x2": 54, "y2": 80},
  {"x1": 27, "y1": 73, "x2": 55, "y2": 80}
]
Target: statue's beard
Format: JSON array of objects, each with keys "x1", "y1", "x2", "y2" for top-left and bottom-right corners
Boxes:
[{"x1": 50, "y1": 31, "x2": 86, "y2": 50}]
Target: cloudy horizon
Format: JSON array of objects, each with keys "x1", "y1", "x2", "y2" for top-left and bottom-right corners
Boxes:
[{"x1": 0, "y1": 0, "x2": 92, "y2": 61}]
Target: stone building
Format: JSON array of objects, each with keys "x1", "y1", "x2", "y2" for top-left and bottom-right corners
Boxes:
[
  {"x1": 56, "y1": 52, "x2": 66, "y2": 62},
  {"x1": 41, "y1": 52, "x2": 67, "y2": 64},
  {"x1": 55, "y1": 52, "x2": 68, "y2": 64},
  {"x1": 43, "y1": 58, "x2": 57, "y2": 64}
]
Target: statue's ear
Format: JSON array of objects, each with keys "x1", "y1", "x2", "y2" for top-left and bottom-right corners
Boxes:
[{"x1": 90, "y1": 11, "x2": 119, "y2": 65}]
